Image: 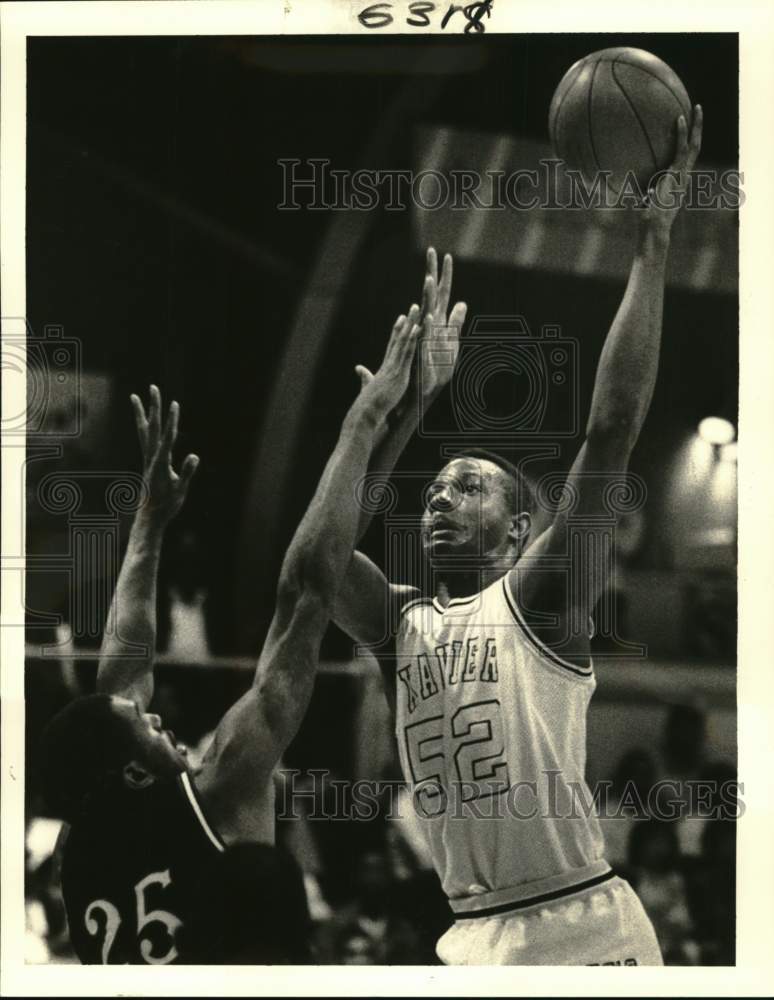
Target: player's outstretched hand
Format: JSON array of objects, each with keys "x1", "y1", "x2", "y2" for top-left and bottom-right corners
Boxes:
[
  {"x1": 130, "y1": 385, "x2": 199, "y2": 522},
  {"x1": 417, "y1": 247, "x2": 467, "y2": 404},
  {"x1": 641, "y1": 103, "x2": 703, "y2": 236}
]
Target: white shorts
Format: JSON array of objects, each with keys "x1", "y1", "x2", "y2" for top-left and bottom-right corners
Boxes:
[{"x1": 437, "y1": 876, "x2": 663, "y2": 966}]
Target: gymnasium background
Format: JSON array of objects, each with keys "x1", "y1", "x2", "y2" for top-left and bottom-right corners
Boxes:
[{"x1": 23, "y1": 33, "x2": 738, "y2": 965}]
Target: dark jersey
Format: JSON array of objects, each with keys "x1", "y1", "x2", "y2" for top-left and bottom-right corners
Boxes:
[{"x1": 61, "y1": 771, "x2": 225, "y2": 964}]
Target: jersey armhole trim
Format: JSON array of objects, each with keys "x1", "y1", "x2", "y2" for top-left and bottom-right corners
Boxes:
[
  {"x1": 501, "y1": 577, "x2": 594, "y2": 678},
  {"x1": 433, "y1": 593, "x2": 480, "y2": 614},
  {"x1": 400, "y1": 596, "x2": 434, "y2": 617},
  {"x1": 445, "y1": 593, "x2": 479, "y2": 608},
  {"x1": 405, "y1": 593, "x2": 479, "y2": 616},
  {"x1": 179, "y1": 772, "x2": 226, "y2": 853}
]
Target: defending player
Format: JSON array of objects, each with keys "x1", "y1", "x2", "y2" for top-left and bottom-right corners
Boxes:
[
  {"x1": 334, "y1": 107, "x2": 703, "y2": 965},
  {"x1": 41, "y1": 310, "x2": 422, "y2": 964}
]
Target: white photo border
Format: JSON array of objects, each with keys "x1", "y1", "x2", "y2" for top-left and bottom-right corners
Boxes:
[{"x1": 2, "y1": 1, "x2": 773, "y2": 995}]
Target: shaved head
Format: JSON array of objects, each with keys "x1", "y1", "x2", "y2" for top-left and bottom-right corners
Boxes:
[{"x1": 452, "y1": 448, "x2": 535, "y2": 516}]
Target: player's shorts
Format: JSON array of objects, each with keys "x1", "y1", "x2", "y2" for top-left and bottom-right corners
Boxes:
[{"x1": 436, "y1": 875, "x2": 663, "y2": 966}]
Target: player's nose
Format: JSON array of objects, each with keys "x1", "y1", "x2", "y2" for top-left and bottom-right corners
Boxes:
[
  {"x1": 146, "y1": 713, "x2": 162, "y2": 730},
  {"x1": 429, "y1": 484, "x2": 455, "y2": 512}
]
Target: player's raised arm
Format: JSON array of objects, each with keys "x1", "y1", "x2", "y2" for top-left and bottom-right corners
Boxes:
[
  {"x1": 194, "y1": 314, "x2": 421, "y2": 841},
  {"x1": 516, "y1": 107, "x2": 703, "y2": 623},
  {"x1": 96, "y1": 386, "x2": 199, "y2": 710},
  {"x1": 332, "y1": 249, "x2": 468, "y2": 647}
]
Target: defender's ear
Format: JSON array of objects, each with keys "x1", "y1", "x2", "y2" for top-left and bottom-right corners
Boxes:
[{"x1": 122, "y1": 761, "x2": 154, "y2": 790}]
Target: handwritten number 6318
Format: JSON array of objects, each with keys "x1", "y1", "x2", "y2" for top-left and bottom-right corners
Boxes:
[{"x1": 358, "y1": 1, "x2": 495, "y2": 33}]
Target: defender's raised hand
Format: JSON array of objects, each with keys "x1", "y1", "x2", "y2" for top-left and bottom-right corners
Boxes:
[
  {"x1": 355, "y1": 305, "x2": 422, "y2": 421},
  {"x1": 130, "y1": 385, "x2": 199, "y2": 522},
  {"x1": 418, "y1": 247, "x2": 467, "y2": 404},
  {"x1": 641, "y1": 104, "x2": 703, "y2": 236}
]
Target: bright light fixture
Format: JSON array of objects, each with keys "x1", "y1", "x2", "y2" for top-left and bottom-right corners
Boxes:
[
  {"x1": 698, "y1": 417, "x2": 735, "y2": 446},
  {"x1": 721, "y1": 442, "x2": 738, "y2": 464}
]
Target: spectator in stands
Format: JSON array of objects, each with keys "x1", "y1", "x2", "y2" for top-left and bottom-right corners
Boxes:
[
  {"x1": 662, "y1": 703, "x2": 707, "y2": 780},
  {"x1": 627, "y1": 820, "x2": 698, "y2": 965},
  {"x1": 657, "y1": 702, "x2": 733, "y2": 858},
  {"x1": 596, "y1": 747, "x2": 657, "y2": 868},
  {"x1": 684, "y1": 818, "x2": 736, "y2": 965},
  {"x1": 157, "y1": 527, "x2": 212, "y2": 660},
  {"x1": 317, "y1": 848, "x2": 394, "y2": 963}
]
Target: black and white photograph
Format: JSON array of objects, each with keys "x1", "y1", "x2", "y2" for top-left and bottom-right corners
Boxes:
[{"x1": 1, "y1": 0, "x2": 772, "y2": 994}]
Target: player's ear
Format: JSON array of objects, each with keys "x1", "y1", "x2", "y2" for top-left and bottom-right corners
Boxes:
[
  {"x1": 122, "y1": 761, "x2": 155, "y2": 790},
  {"x1": 508, "y1": 512, "x2": 531, "y2": 547}
]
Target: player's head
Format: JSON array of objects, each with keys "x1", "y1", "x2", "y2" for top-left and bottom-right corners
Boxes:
[
  {"x1": 41, "y1": 693, "x2": 189, "y2": 821},
  {"x1": 421, "y1": 448, "x2": 535, "y2": 566},
  {"x1": 175, "y1": 843, "x2": 313, "y2": 964}
]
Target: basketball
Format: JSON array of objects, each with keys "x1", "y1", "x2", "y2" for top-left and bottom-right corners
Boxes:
[{"x1": 548, "y1": 48, "x2": 692, "y2": 195}]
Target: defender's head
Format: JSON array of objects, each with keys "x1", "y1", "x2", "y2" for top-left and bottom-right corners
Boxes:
[
  {"x1": 41, "y1": 693, "x2": 190, "y2": 822},
  {"x1": 421, "y1": 448, "x2": 535, "y2": 565}
]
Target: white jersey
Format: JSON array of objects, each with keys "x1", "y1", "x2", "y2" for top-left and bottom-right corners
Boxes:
[{"x1": 394, "y1": 574, "x2": 608, "y2": 919}]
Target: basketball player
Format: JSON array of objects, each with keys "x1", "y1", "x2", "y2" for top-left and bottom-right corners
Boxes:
[
  {"x1": 334, "y1": 107, "x2": 703, "y2": 965},
  {"x1": 41, "y1": 309, "x2": 423, "y2": 964}
]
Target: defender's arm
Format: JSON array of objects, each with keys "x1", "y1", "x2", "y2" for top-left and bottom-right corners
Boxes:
[
  {"x1": 96, "y1": 387, "x2": 198, "y2": 710},
  {"x1": 333, "y1": 249, "x2": 467, "y2": 647},
  {"x1": 195, "y1": 314, "x2": 421, "y2": 839}
]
